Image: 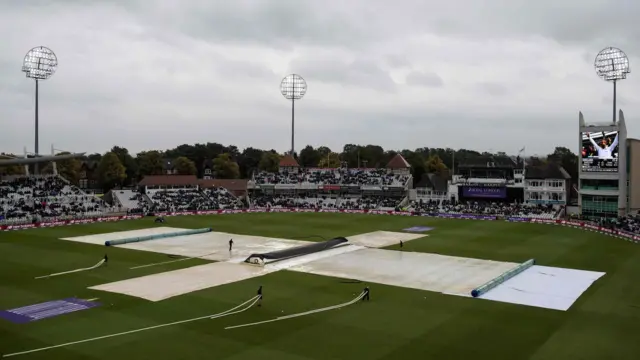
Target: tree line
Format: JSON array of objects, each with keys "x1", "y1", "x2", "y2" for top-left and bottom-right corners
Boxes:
[{"x1": 0, "y1": 143, "x2": 579, "y2": 191}]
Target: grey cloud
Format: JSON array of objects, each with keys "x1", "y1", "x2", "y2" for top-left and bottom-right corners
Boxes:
[
  {"x1": 1, "y1": 0, "x2": 639, "y2": 157},
  {"x1": 477, "y1": 82, "x2": 509, "y2": 96},
  {"x1": 405, "y1": 71, "x2": 444, "y2": 87},
  {"x1": 123, "y1": 0, "x2": 376, "y2": 51},
  {"x1": 602, "y1": 94, "x2": 629, "y2": 106},
  {"x1": 148, "y1": 0, "x2": 640, "y2": 55},
  {"x1": 289, "y1": 58, "x2": 396, "y2": 92},
  {"x1": 7, "y1": 0, "x2": 639, "y2": 55},
  {"x1": 385, "y1": 55, "x2": 411, "y2": 68},
  {"x1": 216, "y1": 60, "x2": 276, "y2": 79},
  {"x1": 518, "y1": 67, "x2": 551, "y2": 79}
]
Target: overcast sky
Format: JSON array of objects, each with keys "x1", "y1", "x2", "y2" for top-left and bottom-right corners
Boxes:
[{"x1": 1, "y1": 0, "x2": 639, "y2": 157}]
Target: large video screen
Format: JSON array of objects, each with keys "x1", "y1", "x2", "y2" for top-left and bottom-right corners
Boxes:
[{"x1": 581, "y1": 131, "x2": 619, "y2": 172}]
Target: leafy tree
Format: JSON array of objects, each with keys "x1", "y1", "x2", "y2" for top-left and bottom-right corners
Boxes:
[
  {"x1": 97, "y1": 152, "x2": 126, "y2": 190},
  {"x1": 164, "y1": 142, "x2": 236, "y2": 176},
  {"x1": 361, "y1": 145, "x2": 385, "y2": 167},
  {"x1": 173, "y1": 156, "x2": 197, "y2": 175},
  {"x1": 86, "y1": 153, "x2": 102, "y2": 162},
  {"x1": 529, "y1": 157, "x2": 547, "y2": 166},
  {"x1": 110, "y1": 146, "x2": 138, "y2": 184},
  {"x1": 316, "y1": 146, "x2": 331, "y2": 158},
  {"x1": 213, "y1": 153, "x2": 240, "y2": 179},
  {"x1": 402, "y1": 151, "x2": 426, "y2": 184},
  {"x1": 341, "y1": 144, "x2": 360, "y2": 167},
  {"x1": 0, "y1": 154, "x2": 25, "y2": 176},
  {"x1": 40, "y1": 162, "x2": 54, "y2": 175},
  {"x1": 40, "y1": 141, "x2": 581, "y2": 188},
  {"x1": 426, "y1": 154, "x2": 447, "y2": 174},
  {"x1": 54, "y1": 152, "x2": 82, "y2": 183},
  {"x1": 238, "y1": 147, "x2": 264, "y2": 178},
  {"x1": 136, "y1": 150, "x2": 164, "y2": 176},
  {"x1": 298, "y1": 146, "x2": 321, "y2": 167},
  {"x1": 318, "y1": 152, "x2": 341, "y2": 168},
  {"x1": 258, "y1": 152, "x2": 281, "y2": 173},
  {"x1": 547, "y1": 146, "x2": 578, "y2": 179}
]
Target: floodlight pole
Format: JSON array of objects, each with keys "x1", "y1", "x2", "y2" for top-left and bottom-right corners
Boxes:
[
  {"x1": 291, "y1": 98, "x2": 295, "y2": 156},
  {"x1": 613, "y1": 80, "x2": 617, "y2": 123},
  {"x1": 35, "y1": 79, "x2": 39, "y2": 174}
]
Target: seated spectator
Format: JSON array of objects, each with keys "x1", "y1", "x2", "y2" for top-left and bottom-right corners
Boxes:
[
  {"x1": 145, "y1": 186, "x2": 242, "y2": 213},
  {"x1": 0, "y1": 175, "x2": 114, "y2": 224}
]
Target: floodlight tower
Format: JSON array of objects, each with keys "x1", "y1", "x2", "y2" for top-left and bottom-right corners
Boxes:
[
  {"x1": 280, "y1": 74, "x2": 307, "y2": 156},
  {"x1": 22, "y1": 46, "x2": 58, "y2": 174},
  {"x1": 594, "y1": 47, "x2": 630, "y2": 123}
]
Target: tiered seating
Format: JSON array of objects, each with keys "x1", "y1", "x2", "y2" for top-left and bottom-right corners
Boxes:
[
  {"x1": 202, "y1": 187, "x2": 241, "y2": 209},
  {"x1": 113, "y1": 190, "x2": 149, "y2": 214},
  {"x1": 338, "y1": 196, "x2": 379, "y2": 210},
  {"x1": 378, "y1": 197, "x2": 403, "y2": 210},
  {"x1": 250, "y1": 194, "x2": 406, "y2": 211},
  {"x1": 618, "y1": 215, "x2": 640, "y2": 234},
  {"x1": 0, "y1": 176, "x2": 113, "y2": 224},
  {"x1": 148, "y1": 188, "x2": 209, "y2": 212},
  {"x1": 147, "y1": 187, "x2": 241, "y2": 212},
  {"x1": 253, "y1": 168, "x2": 409, "y2": 187},
  {"x1": 409, "y1": 200, "x2": 557, "y2": 219}
]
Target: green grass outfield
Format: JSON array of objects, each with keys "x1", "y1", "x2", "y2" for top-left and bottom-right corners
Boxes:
[{"x1": 1, "y1": 213, "x2": 640, "y2": 360}]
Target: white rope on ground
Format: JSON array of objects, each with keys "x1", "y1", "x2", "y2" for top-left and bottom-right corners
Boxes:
[
  {"x1": 1, "y1": 295, "x2": 260, "y2": 358},
  {"x1": 225, "y1": 291, "x2": 366, "y2": 330},
  {"x1": 129, "y1": 251, "x2": 218, "y2": 269},
  {"x1": 34, "y1": 259, "x2": 106, "y2": 279},
  {"x1": 210, "y1": 295, "x2": 261, "y2": 319}
]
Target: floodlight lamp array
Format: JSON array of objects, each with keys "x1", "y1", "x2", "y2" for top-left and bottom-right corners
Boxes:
[
  {"x1": 22, "y1": 46, "x2": 58, "y2": 80},
  {"x1": 594, "y1": 47, "x2": 630, "y2": 81},
  {"x1": 280, "y1": 74, "x2": 307, "y2": 100}
]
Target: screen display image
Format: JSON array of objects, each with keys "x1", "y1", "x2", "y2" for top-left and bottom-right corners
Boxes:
[{"x1": 581, "y1": 131, "x2": 619, "y2": 172}]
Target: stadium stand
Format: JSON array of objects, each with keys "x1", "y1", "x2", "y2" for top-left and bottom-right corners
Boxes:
[
  {"x1": 112, "y1": 189, "x2": 150, "y2": 214},
  {"x1": 247, "y1": 154, "x2": 567, "y2": 220},
  {"x1": 132, "y1": 176, "x2": 243, "y2": 213},
  {"x1": 253, "y1": 168, "x2": 410, "y2": 187},
  {"x1": 0, "y1": 175, "x2": 114, "y2": 224},
  {"x1": 409, "y1": 199, "x2": 557, "y2": 219},
  {"x1": 248, "y1": 154, "x2": 412, "y2": 211},
  {"x1": 618, "y1": 215, "x2": 640, "y2": 234}
]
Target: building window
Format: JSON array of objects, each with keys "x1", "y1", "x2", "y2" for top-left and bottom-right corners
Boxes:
[
  {"x1": 551, "y1": 192, "x2": 563, "y2": 201},
  {"x1": 205, "y1": 169, "x2": 212, "y2": 175},
  {"x1": 80, "y1": 171, "x2": 86, "y2": 179}
]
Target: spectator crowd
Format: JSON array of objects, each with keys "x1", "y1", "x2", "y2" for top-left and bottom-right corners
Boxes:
[
  {"x1": 146, "y1": 187, "x2": 241, "y2": 213},
  {"x1": 4, "y1": 174, "x2": 640, "y2": 237},
  {"x1": 250, "y1": 194, "x2": 403, "y2": 211},
  {"x1": 0, "y1": 176, "x2": 113, "y2": 224},
  {"x1": 253, "y1": 168, "x2": 409, "y2": 187},
  {"x1": 410, "y1": 199, "x2": 558, "y2": 219}
]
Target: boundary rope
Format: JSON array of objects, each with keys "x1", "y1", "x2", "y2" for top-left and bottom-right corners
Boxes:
[
  {"x1": 2, "y1": 295, "x2": 260, "y2": 358},
  {"x1": 34, "y1": 259, "x2": 105, "y2": 279},
  {"x1": 225, "y1": 291, "x2": 366, "y2": 330}
]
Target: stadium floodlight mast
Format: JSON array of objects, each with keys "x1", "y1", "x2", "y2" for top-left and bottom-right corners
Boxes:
[
  {"x1": 22, "y1": 46, "x2": 58, "y2": 174},
  {"x1": 280, "y1": 74, "x2": 307, "y2": 156},
  {"x1": 594, "y1": 47, "x2": 630, "y2": 123}
]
